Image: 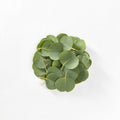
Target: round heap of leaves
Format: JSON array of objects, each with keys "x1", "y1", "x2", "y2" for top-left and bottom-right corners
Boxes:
[{"x1": 32, "y1": 34, "x2": 92, "y2": 92}]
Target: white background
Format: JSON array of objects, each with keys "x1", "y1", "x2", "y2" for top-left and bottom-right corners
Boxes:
[{"x1": 0, "y1": 0, "x2": 120, "y2": 120}]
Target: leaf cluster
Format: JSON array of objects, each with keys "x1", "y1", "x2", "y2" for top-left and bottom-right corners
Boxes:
[{"x1": 32, "y1": 34, "x2": 92, "y2": 92}]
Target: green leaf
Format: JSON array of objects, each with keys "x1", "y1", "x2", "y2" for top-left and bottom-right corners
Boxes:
[
  {"x1": 37, "y1": 38, "x2": 47, "y2": 49},
  {"x1": 57, "y1": 33, "x2": 67, "y2": 40},
  {"x1": 73, "y1": 62, "x2": 86, "y2": 73},
  {"x1": 71, "y1": 36, "x2": 86, "y2": 51},
  {"x1": 47, "y1": 43, "x2": 63, "y2": 60},
  {"x1": 81, "y1": 55, "x2": 92, "y2": 69},
  {"x1": 55, "y1": 78, "x2": 66, "y2": 91},
  {"x1": 77, "y1": 54, "x2": 83, "y2": 61},
  {"x1": 65, "y1": 69, "x2": 78, "y2": 81},
  {"x1": 52, "y1": 60, "x2": 62, "y2": 68},
  {"x1": 33, "y1": 34, "x2": 92, "y2": 92},
  {"x1": 60, "y1": 36, "x2": 73, "y2": 50},
  {"x1": 33, "y1": 51, "x2": 41, "y2": 62},
  {"x1": 75, "y1": 70, "x2": 89, "y2": 84},
  {"x1": 47, "y1": 67, "x2": 63, "y2": 78},
  {"x1": 32, "y1": 64, "x2": 46, "y2": 77},
  {"x1": 40, "y1": 41, "x2": 63, "y2": 60},
  {"x1": 33, "y1": 51, "x2": 46, "y2": 69},
  {"x1": 55, "y1": 70, "x2": 76, "y2": 92},
  {"x1": 83, "y1": 51, "x2": 90, "y2": 58},
  {"x1": 74, "y1": 50, "x2": 83, "y2": 56},
  {"x1": 59, "y1": 51, "x2": 79, "y2": 69},
  {"x1": 47, "y1": 35, "x2": 58, "y2": 43},
  {"x1": 40, "y1": 40, "x2": 53, "y2": 56},
  {"x1": 34, "y1": 59, "x2": 45, "y2": 69},
  {"x1": 44, "y1": 58, "x2": 52, "y2": 69},
  {"x1": 46, "y1": 73, "x2": 58, "y2": 89}
]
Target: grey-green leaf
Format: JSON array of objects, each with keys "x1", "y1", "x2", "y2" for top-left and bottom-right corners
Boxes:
[
  {"x1": 47, "y1": 43, "x2": 63, "y2": 60},
  {"x1": 47, "y1": 67, "x2": 63, "y2": 78},
  {"x1": 75, "y1": 70, "x2": 89, "y2": 84},
  {"x1": 37, "y1": 38, "x2": 47, "y2": 49},
  {"x1": 46, "y1": 73, "x2": 58, "y2": 89},
  {"x1": 47, "y1": 35, "x2": 58, "y2": 43},
  {"x1": 44, "y1": 58, "x2": 52, "y2": 69},
  {"x1": 34, "y1": 59, "x2": 45, "y2": 69},
  {"x1": 73, "y1": 62, "x2": 86, "y2": 73},
  {"x1": 55, "y1": 78, "x2": 66, "y2": 91},
  {"x1": 32, "y1": 64, "x2": 46, "y2": 77},
  {"x1": 81, "y1": 55, "x2": 92, "y2": 69},
  {"x1": 59, "y1": 51, "x2": 79, "y2": 69},
  {"x1": 40, "y1": 40, "x2": 53, "y2": 56},
  {"x1": 60, "y1": 36, "x2": 73, "y2": 50},
  {"x1": 66, "y1": 69, "x2": 78, "y2": 82},
  {"x1": 33, "y1": 51, "x2": 46, "y2": 69},
  {"x1": 55, "y1": 70, "x2": 76, "y2": 92},
  {"x1": 33, "y1": 34, "x2": 92, "y2": 92},
  {"x1": 33, "y1": 51, "x2": 41, "y2": 62},
  {"x1": 83, "y1": 51, "x2": 90, "y2": 58},
  {"x1": 71, "y1": 36, "x2": 86, "y2": 51},
  {"x1": 57, "y1": 33, "x2": 67, "y2": 40},
  {"x1": 52, "y1": 60, "x2": 62, "y2": 68}
]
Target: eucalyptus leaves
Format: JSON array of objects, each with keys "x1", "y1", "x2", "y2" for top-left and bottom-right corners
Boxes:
[{"x1": 32, "y1": 34, "x2": 92, "y2": 92}]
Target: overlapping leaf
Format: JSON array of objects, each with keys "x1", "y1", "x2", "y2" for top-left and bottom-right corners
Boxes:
[
  {"x1": 59, "y1": 51, "x2": 79, "y2": 69},
  {"x1": 71, "y1": 36, "x2": 86, "y2": 52},
  {"x1": 32, "y1": 64, "x2": 46, "y2": 77},
  {"x1": 57, "y1": 33, "x2": 67, "y2": 40},
  {"x1": 47, "y1": 35, "x2": 58, "y2": 43},
  {"x1": 37, "y1": 38, "x2": 47, "y2": 49},
  {"x1": 55, "y1": 70, "x2": 77, "y2": 92},
  {"x1": 32, "y1": 34, "x2": 92, "y2": 92},
  {"x1": 75, "y1": 70, "x2": 89, "y2": 84},
  {"x1": 81, "y1": 53, "x2": 92, "y2": 69},
  {"x1": 60, "y1": 36, "x2": 73, "y2": 50},
  {"x1": 38, "y1": 40, "x2": 63, "y2": 60},
  {"x1": 47, "y1": 43, "x2": 63, "y2": 60},
  {"x1": 47, "y1": 67, "x2": 63, "y2": 77},
  {"x1": 39, "y1": 40, "x2": 53, "y2": 57},
  {"x1": 52, "y1": 60, "x2": 62, "y2": 68},
  {"x1": 46, "y1": 73, "x2": 58, "y2": 89}
]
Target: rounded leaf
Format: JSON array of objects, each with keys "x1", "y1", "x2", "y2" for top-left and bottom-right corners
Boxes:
[
  {"x1": 32, "y1": 64, "x2": 46, "y2": 77},
  {"x1": 55, "y1": 70, "x2": 76, "y2": 92},
  {"x1": 75, "y1": 70, "x2": 89, "y2": 84},
  {"x1": 55, "y1": 78, "x2": 66, "y2": 91},
  {"x1": 33, "y1": 51, "x2": 42, "y2": 62},
  {"x1": 47, "y1": 35, "x2": 58, "y2": 43},
  {"x1": 71, "y1": 36, "x2": 86, "y2": 51},
  {"x1": 44, "y1": 58, "x2": 52, "y2": 69},
  {"x1": 52, "y1": 60, "x2": 62, "y2": 68},
  {"x1": 57, "y1": 33, "x2": 67, "y2": 40},
  {"x1": 37, "y1": 38, "x2": 47, "y2": 49},
  {"x1": 81, "y1": 55, "x2": 92, "y2": 69},
  {"x1": 59, "y1": 51, "x2": 79, "y2": 69},
  {"x1": 46, "y1": 73, "x2": 58, "y2": 89},
  {"x1": 40, "y1": 40, "x2": 53, "y2": 56},
  {"x1": 34, "y1": 59, "x2": 45, "y2": 69},
  {"x1": 83, "y1": 51, "x2": 90, "y2": 58},
  {"x1": 60, "y1": 36, "x2": 73, "y2": 50},
  {"x1": 33, "y1": 52, "x2": 46, "y2": 69},
  {"x1": 46, "y1": 80, "x2": 56, "y2": 89},
  {"x1": 47, "y1": 67, "x2": 63, "y2": 78},
  {"x1": 66, "y1": 70, "x2": 78, "y2": 81},
  {"x1": 47, "y1": 43, "x2": 63, "y2": 60}
]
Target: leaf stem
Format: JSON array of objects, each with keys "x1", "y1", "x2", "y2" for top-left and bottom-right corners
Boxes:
[
  {"x1": 61, "y1": 65, "x2": 64, "y2": 71},
  {"x1": 37, "y1": 48, "x2": 48, "y2": 51},
  {"x1": 71, "y1": 47, "x2": 77, "y2": 51},
  {"x1": 40, "y1": 77, "x2": 46, "y2": 80}
]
